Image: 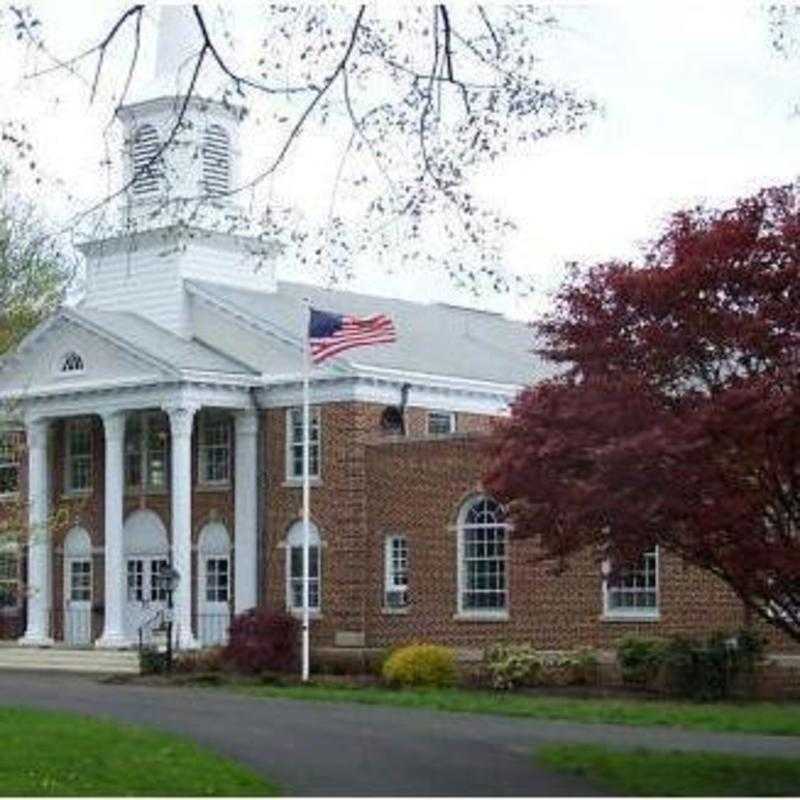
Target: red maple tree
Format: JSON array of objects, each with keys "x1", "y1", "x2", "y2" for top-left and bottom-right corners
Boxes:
[{"x1": 485, "y1": 184, "x2": 800, "y2": 643}]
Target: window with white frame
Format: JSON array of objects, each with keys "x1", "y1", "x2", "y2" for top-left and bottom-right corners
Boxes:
[
  {"x1": 384, "y1": 534, "x2": 409, "y2": 609},
  {"x1": 286, "y1": 521, "x2": 321, "y2": 612},
  {"x1": 0, "y1": 544, "x2": 19, "y2": 608},
  {"x1": 125, "y1": 413, "x2": 168, "y2": 491},
  {"x1": 198, "y1": 413, "x2": 231, "y2": 486},
  {"x1": 604, "y1": 547, "x2": 660, "y2": 617},
  {"x1": 427, "y1": 410, "x2": 456, "y2": 435},
  {"x1": 65, "y1": 419, "x2": 93, "y2": 493},
  {"x1": 286, "y1": 407, "x2": 320, "y2": 480},
  {"x1": 458, "y1": 496, "x2": 508, "y2": 614},
  {"x1": 205, "y1": 558, "x2": 229, "y2": 602},
  {"x1": 0, "y1": 431, "x2": 22, "y2": 497}
]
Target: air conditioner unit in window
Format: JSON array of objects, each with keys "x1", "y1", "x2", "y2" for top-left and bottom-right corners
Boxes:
[{"x1": 385, "y1": 589, "x2": 409, "y2": 609}]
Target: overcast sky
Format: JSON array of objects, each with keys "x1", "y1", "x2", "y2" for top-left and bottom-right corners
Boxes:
[{"x1": 2, "y1": 2, "x2": 799, "y2": 319}]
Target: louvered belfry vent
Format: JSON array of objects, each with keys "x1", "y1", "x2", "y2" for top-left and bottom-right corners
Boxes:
[
  {"x1": 131, "y1": 124, "x2": 162, "y2": 196},
  {"x1": 202, "y1": 124, "x2": 230, "y2": 197}
]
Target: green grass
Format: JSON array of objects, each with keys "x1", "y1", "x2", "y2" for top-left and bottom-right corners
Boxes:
[
  {"x1": 233, "y1": 683, "x2": 800, "y2": 736},
  {"x1": 0, "y1": 707, "x2": 278, "y2": 796},
  {"x1": 537, "y1": 743, "x2": 800, "y2": 796}
]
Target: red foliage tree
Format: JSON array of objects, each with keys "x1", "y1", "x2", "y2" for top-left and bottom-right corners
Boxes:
[{"x1": 485, "y1": 184, "x2": 800, "y2": 643}]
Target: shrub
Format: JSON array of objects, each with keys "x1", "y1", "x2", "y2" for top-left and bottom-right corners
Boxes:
[
  {"x1": 382, "y1": 643, "x2": 457, "y2": 688},
  {"x1": 616, "y1": 636, "x2": 666, "y2": 686},
  {"x1": 139, "y1": 646, "x2": 168, "y2": 675},
  {"x1": 222, "y1": 609, "x2": 299, "y2": 674},
  {"x1": 173, "y1": 647, "x2": 225, "y2": 674},
  {"x1": 484, "y1": 644, "x2": 600, "y2": 690},
  {"x1": 662, "y1": 629, "x2": 765, "y2": 701}
]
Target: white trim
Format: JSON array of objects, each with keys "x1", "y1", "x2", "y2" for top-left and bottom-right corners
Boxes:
[
  {"x1": 601, "y1": 547, "x2": 661, "y2": 621},
  {"x1": 427, "y1": 410, "x2": 456, "y2": 435},
  {"x1": 197, "y1": 411, "x2": 232, "y2": 488},
  {"x1": 384, "y1": 534, "x2": 409, "y2": 610},
  {"x1": 456, "y1": 495, "x2": 509, "y2": 618},
  {"x1": 64, "y1": 418, "x2": 94, "y2": 495},
  {"x1": 285, "y1": 406, "x2": 320, "y2": 482},
  {"x1": 285, "y1": 520, "x2": 321, "y2": 613}
]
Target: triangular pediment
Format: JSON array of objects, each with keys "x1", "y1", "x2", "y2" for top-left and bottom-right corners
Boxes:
[{"x1": 0, "y1": 311, "x2": 172, "y2": 397}]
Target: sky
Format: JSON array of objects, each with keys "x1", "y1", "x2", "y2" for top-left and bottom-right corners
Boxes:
[{"x1": 1, "y1": 2, "x2": 799, "y2": 320}]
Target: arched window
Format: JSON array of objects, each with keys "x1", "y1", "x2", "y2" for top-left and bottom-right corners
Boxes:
[
  {"x1": 60, "y1": 351, "x2": 84, "y2": 374},
  {"x1": 285, "y1": 520, "x2": 321, "y2": 612},
  {"x1": 202, "y1": 124, "x2": 230, "y2": 197},
  {"x1": 131, "y1": 124, "x2": 163, "y2": 196},
  {"x1": 457, "y1": 495, "x2": 508, "y2": 615}
]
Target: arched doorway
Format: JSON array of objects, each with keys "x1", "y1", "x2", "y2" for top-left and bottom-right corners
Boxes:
[
  {"x1": 197, "y1": 522, "x2": 231, "y2": 646},
  {"x1": 63, "y1": 526, "x2": 92, "y2": 646},
  {"x1": 122, "y1": 510, "x2": 169, "y2": 642}
]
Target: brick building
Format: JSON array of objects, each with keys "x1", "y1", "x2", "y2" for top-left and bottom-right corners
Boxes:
[{"x1": 0, "y1": 8, "x2": 794, "y2": 658}]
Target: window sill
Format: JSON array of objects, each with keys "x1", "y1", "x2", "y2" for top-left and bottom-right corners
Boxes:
[
  {"x1": 453, "y1": 612, "x2": 509, "y2": 622},
  {"x1": 0, "y1": 493, "x2": 20, "y2": 504},
  {"x1": 282, "y1": 478, "x2": 322, "y2": 488},
  {"x1": 288, "y1": 609, "x2": 322, "y2": 620},
  {"x1": 62, "y1": 489, "x2": 93, "y2": 499},
  {"x1": 601, "y1": 612, "x2": 661, "y2": 623},
  {"x1": 381, "y1": 606, "x2": 410, "y2": 616},
  {"x1": 195, "y1": 483, "x2": 232, "y2": 493},
  {"x1": 124, "y1": 488, "x2": 169, "y2": 497}
]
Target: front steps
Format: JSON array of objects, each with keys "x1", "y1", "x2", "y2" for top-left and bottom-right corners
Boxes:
[{"x1": 0, "y1": 645, "x2": 139, "y2": 674}]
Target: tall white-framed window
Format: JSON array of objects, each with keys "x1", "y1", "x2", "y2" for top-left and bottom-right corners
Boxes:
[
  {"x1": 125, "y1": 412, "x2": 168, "y2": 492},
  {"x1": 198, "y1": 412, "x2": 231, "y2": 486},
  {"x1": 457, "y1": 495, "x2": 508, "y2": 616},
  {"x1": 0, "y1": 431, "x2": 22, "y2": 497},
  {"x1": 0, "y1": 542, "x2": 19, "y2": 609},
  {"x1": 427, "y1": 410, "x2": 456, "y2": 435},
  {"x1": 384, "y1": 534, "x2": 409, "y2": 609},
  {"x1": 205, "y1": 558, "x2": 230, "y2": 602},
  {"x1": 286, "y1": 407, "x2": 320, "y2": 481},
  {"x1": 65, "y1": 419, "x2": 93, "y2": 494},
  {"x1": 285, "y1": 520, "x2": 321, "y2": 612},
  {"x1": 603, "y1": 547, "x2": 660, "y2": 619}
]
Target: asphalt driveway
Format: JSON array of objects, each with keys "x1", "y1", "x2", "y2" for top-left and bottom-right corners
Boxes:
[{"x1": 0, "y1": 672, "x2": 797, "y2": 796}]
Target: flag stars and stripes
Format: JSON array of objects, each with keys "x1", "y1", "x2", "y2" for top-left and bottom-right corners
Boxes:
[{"x1": 308, "y1": 307, "x2": 397, "y2": 364}]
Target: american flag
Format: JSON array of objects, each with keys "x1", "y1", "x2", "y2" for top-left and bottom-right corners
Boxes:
[{"x1": 309, "y1": 307, "x2": 397, "y2": 364}]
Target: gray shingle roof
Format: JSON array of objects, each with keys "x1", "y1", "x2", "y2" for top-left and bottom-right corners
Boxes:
[
  {"x1": 187, "y1": 279, "x2": 556, "y2": 386},
  {"x1": 72, "y1": 306, "x2": 256, "y2": 376}
]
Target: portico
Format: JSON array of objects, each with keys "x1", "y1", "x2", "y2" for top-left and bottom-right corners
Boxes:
[{"x1": 16, "y1": 380, "x2": 261, "y2": 649}]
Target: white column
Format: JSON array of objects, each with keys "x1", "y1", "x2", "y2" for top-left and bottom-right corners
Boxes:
[
  {"x1": 234, "y1": 409, "x2": 259, "y2": 613},
  {"x1": 97, "y1": 411, "x2": 129, "y2": 648},
  {"x1": 165, "y1": 403, "x2": 199, "y2": 649},
  {"x1": 19, "y1": 417, "x2": 53, "y2": 646}
]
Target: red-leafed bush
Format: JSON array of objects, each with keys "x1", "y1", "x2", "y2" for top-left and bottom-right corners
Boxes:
[{"x1": 223, "y1": 609, "x2": 299, "y2": 674}]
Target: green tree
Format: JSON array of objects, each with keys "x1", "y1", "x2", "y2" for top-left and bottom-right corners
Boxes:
[{"x1": 0, "y1": 170, "x2": 72, "y2": 355}]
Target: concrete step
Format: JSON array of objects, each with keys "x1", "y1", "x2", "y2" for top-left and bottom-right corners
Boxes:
[{"x1": 0, "y1": 647, "x2": 139, "y2": 674}]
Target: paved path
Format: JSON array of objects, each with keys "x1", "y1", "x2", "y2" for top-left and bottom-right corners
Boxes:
[{"x1": 0, "y1": 673, "x2": 798, "y2": 796}]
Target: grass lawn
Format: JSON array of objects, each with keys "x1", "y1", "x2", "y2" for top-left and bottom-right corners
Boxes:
[
  {"x1": 537, "y1": 743, "x2": 800, "y2": 796},
  {"x1": 232, "y1": 682, "x2": 800, "y2": 736},
  {"x1": 0, "y1": 707, "x2": 278, "y2": 796}
]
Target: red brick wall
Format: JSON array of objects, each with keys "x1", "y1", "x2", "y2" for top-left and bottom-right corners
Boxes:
[{"x1": 2, "y1": 402, "x2": 798, "y2": 656}]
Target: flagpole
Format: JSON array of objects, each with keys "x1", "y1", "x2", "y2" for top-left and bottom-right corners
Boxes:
[{"x1": 301, "y1": 298, "x2": 311, "y2": 683}]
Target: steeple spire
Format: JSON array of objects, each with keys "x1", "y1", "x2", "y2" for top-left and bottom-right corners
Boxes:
[{"x1": 153, "y1": 5, "x2": 204, "y2": 95}]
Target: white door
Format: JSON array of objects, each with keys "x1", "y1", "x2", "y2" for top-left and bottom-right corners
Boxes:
[
  {"x1": 198, "y1": 555, "x2": 231, "y2": 646},
  {"x1": 125, "y1": 556, "x2": 168, "y2": 643},
  {"x1": 64, "y1": 558, "x2": 92, "y2": 646}
]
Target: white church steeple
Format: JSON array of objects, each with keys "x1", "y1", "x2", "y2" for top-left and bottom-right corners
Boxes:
[
  {"x1": 116, "y1": 5, "x2": 242, "y2": 223},
  {"x1": 77, "y1": 5, "x2": 277, "y2": 339}
]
